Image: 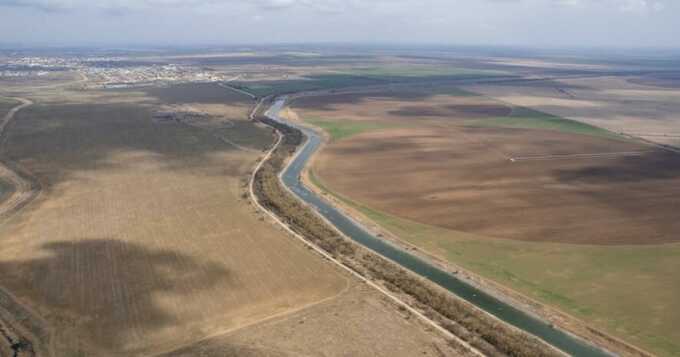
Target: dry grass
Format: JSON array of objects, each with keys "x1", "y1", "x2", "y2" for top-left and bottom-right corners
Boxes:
[
  {"x1": 0, "y1": 86, "x2": 348, "y2": 356},
  {"x1": 162, "y1": 281, "x2": 469, "y2": 357},
  {"x1": 0, "y1": 82, "x2": 474, "y2": 357}
]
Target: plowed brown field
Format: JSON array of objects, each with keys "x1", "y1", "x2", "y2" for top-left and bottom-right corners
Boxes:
[
  {"x1": 292, "y1": 89, "x2": 678, "y2": 245},
  {"x1": 291, "y1": 87, "x2": 680, "y2": 355}
]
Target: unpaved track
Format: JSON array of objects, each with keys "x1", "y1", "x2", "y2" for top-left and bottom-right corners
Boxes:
[
  {"x1": 176, "y1": 119, "x2": 261, "y2": 153},
  {"x1": 219, "y1": 83, "x2": 258, "y2": 100},
  {"x1": 0, "y1": 98, "x2": 50, "y2": 357},
  {"x1": 509, "y1": 150, "x2": 655, "y2": 162},
  {"x1": 0, "y1": 98, "x2": 41, "y2": 220}
]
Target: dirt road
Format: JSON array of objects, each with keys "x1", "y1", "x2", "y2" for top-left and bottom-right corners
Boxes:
[{"x1": 0, "y1": 97, "x2": 40, "y2": 220}]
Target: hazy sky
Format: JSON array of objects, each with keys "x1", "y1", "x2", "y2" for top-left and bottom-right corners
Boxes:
[{"x1": 0, "y1": 0, "x2": 678, "y2": 48}]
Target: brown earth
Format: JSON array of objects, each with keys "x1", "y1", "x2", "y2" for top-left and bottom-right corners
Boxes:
[{"x1": 292, "y1": 89, "x2": 680, "y2": 245}]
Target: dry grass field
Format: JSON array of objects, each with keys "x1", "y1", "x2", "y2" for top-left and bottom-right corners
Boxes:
[
  {"x1": 162, "y1": 281, "x2": 464, "y2": 357},
  {"x1": 0, "y1": 83, "x2": 461, "y2": 356},
  {"x1": 290, "y1": 86, "x2": 680, "y2": 355}
]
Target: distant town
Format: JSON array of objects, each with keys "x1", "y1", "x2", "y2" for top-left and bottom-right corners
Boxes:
[{"x1": 0, "y1": 56, "x2": 230, "y2": 87}]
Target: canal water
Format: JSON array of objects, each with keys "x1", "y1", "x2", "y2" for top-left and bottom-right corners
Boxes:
[{"x1": 267, "y1": 99, "x2": 611, "y2": 357}]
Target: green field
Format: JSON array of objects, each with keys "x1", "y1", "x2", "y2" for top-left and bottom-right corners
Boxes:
[
  {"x1": 234, "y1": 75, "x2": 384, "y2": 97},
  {"x1": 430, "y1": 86, "x2": 479, "y2": 97},
  {"x1": 306, "y1": 118, "x2": 397, "y2": 141},
  {"x1": 235, "y1": 67, "x2": 511, "y2": 97},
  {"x1": 467, "y1": 106, "x2": 624, "y2": 140},
  {"x1": 308, "y1": 170, "x2": 680, "y2": 356},
  {"x1": 340, "y1": 66, "x2": 510, "y2": 81}
]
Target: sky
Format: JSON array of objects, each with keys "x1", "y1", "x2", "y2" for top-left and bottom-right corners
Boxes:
[{"x1": 0, "y1": 0, "x2": 678, "y2": 48}]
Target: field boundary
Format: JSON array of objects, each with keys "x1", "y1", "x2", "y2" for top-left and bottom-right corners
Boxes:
[
  {"x1": 509, "y1": 150, "x2": 655, "y2": 162},
  {"x1": 626, "y1": 132, "x2": 680, "y2": 138},
  {"x1": 218, "y1": 83, "x2": 258, "y2": 100},
  {"x1": 152, "y1": 271, "x2": 354, "y2": 357},
  {"x1": 622, "y1": 133, "x2": 680, "y2": 155}
]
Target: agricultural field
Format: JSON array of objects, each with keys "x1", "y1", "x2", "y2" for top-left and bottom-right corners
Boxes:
[
  {"x1": 463, "y1": 75, "x2": 680, "y2": 147},
  {"x1": 232, "y1": 74, "x2": 386, "y2": 97},
  {"x1": 0, "y1": 83, "x2": 460, "y2": 356},
  {"x1": 338, "y1": 65, "x2": 511, "y2": 82},
  {"x1": 289, "y1": 85, "x2": 680, "y2": 355},
  {"x1": 0, "y1": 71, "x2": 84, "y2": 91},
  {"x1": 231, "y1": 61, "x2": 513, "y2": 97}
]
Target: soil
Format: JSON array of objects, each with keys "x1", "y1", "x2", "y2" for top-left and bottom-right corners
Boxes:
[{"x1": 293, "y1": 89, "x2": 680, "y2": 245}]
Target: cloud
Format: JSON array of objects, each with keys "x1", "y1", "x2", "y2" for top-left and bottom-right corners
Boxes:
[
  {"x1": 0, "y1": 0, "x2": 677, "y2": 47},
  {"x1": 0, "y1": 0, "x2": 388, "y2": 13},
  {"x1": 617, "y1": 0, "x2": 665, "y2": 13},
  {"x1": 1, "y1": 0, "x2": 668, "y2": 13},
  {"x1": 552, "y1": 0, "x2": 666, "y2": 12},
  {"x1": 0, "y1": 0, "x2": 230, "y2": 12},
  {"x1": 256, "y1": 0, "x2": 297, "y2": 9},
  {"x1": 0, "y1": 0, "x2": 327, "y2": 11},
  {"x1": 0, "y1": 0, "x2": 64, "y2": 11}
]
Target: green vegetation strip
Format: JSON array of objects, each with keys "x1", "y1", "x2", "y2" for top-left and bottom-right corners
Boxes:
[
  {"x1": 306, "y1": 118, "x2": 395, "y2": 141},
  {"x1": 234, "y1": 74, "x2": 384, "y2": 97},
  {"x1": 309, "y1": 170, "x2": 678, "y2": 357},
  {"x1": 468, "y1": 107, "x2": 623, "y2": 140},
  {"x1": 254, "y1": 112, "x2": 561, "y2": 357},
  {"x1": 340, "y1": 66, "x2": 510, "y2": 81},
  {"x1": 235, "y1": 66, "x2": 512, "y2": 97}
]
